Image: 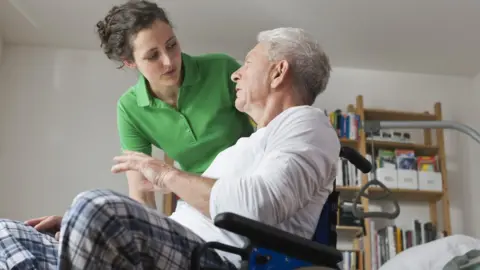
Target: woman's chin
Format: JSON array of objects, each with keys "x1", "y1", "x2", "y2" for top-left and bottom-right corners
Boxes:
[{"x1": 160, "y1": 74, "x2": 180, "y2": 86}]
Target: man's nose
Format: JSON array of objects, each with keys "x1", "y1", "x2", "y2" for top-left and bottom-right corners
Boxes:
[{"x1": 231, "y1": 70, "x2": 240, "y2": 82}]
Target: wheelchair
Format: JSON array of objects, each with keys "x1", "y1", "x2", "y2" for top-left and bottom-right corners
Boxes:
[{"x1": 190, "y1": 146, "x2": 373, "y2": 270}]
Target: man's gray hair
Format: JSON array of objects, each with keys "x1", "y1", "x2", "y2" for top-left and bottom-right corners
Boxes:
[{"x1": 257, "y1": 27, "x2": 331, "y2": 105}]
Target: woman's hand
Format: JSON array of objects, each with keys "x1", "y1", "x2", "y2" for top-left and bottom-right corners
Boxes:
[
  {"x1": 25, "y1": 215, "x2": 62, "y2": 240},
  {"x1": 112, "y1": 150, "x2": 177, "y2": 194}
]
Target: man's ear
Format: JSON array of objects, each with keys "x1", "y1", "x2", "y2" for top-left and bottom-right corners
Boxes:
[{"x1": 270, "y1": 60, "x2": 289, "y2": 89}]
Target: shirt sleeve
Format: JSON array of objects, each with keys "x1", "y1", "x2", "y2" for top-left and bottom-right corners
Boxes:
[
  {"x1": 117, "y1": 101, "x2": 152, "y2": 155},
  {"x1": 209, "y1": 108, "x2": 340, "y2": 225}
]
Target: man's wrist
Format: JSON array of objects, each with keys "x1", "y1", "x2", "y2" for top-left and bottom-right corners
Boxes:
[{"x1": 163, "y1": 168, "x2": 181, "y2": 188}]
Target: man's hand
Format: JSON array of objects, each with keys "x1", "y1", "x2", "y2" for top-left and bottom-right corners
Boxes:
[
  {"x1": 25, "y1": 215, "x2": 62, "y2": 240},
  {"x1": 112, "y1": 150, "x2": 177, "y2": 194}
]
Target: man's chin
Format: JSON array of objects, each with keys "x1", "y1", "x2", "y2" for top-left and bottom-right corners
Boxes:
[{"x1": 234, "y1": 101, "x2": 246, "y2": 112}]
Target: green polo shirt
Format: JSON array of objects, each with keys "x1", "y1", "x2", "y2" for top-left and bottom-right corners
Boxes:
[{"x1": 116, "y1": 53, "x2": 254, "y2": 174}]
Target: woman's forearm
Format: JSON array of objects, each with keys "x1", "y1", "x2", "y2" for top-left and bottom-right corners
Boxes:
[
  {"x1": 130, "y1": 190, "x2": 157, "y2": 209},
  {"x1": 127, "y1": 171, "x2": 157, "y2": 209}
]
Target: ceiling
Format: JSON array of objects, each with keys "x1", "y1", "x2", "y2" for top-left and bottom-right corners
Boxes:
[{"x1": 1, "y1": 0, "x2": 480, "y2": 77}]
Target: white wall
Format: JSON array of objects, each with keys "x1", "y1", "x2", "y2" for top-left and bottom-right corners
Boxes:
[
  {"x1": 458, "y1": 73, "x2": 480, "y2": 237},
  {"x1": 0, "y1": 45, "x2": 475, "y2": 240},
  {"x1": 0, "y1": 45, "x2": 166, "y2": 219},
  {"x1": 0, "y1": 33, "x2": 3, "y2": 65}
]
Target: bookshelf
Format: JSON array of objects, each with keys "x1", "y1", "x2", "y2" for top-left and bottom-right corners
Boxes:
[{"x1": 335, "y1": 95, "x2": 452, "y2": 270}]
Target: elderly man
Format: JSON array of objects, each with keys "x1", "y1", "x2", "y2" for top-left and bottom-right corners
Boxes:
[{"x1": 0, "y1": 27, "x2": 339, "y2": 269}]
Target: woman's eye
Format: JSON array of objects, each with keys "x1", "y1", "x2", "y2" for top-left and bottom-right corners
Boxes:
[
  {"x1": 167, "y1": 42, "x2": 177, "y2": 49},
  {"x1": 148, "y1": 52, "x2": 158, "y2": 60}
]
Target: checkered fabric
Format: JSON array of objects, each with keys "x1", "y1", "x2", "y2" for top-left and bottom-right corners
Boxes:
[
  {"x1": 0, "y1": 189, "x2": 237, "y2": 270},
  {"x1": 0, "y1": 219, "x2": 58, "y2": 270}
]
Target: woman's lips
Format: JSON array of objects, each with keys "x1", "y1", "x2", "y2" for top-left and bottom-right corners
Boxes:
[{"x1": 163, "y1": 69, "x2": 176, "y2": 77}]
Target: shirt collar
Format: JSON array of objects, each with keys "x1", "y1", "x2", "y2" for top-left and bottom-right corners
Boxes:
[{"x1": 135, "y1": 52, "x2": 200, "y2": 107}]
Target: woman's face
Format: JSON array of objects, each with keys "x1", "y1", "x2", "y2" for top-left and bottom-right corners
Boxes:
[{"x1": 128, "y1": 20, "x2": 182, "y2": 88}]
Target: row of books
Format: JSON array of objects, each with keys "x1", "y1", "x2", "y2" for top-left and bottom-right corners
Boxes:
[
  {"x1": 376, "y1": 148, "x2": 439, "y2": 172},
  {"x1": 325, "y1": 109, "x2": 361, "y2": 140},
  {"x1": 336, "y1": 150, "x2": 439, "y2": 188},
  {"x1": 341, "y1": 250, "x2": 363, "y2": 270},
  {"x1": 336, "y1": 157, "x2": 363, "y2": 187},
  {"x1": 368, "y1": 220, "x2": 447, "y2": 270}
]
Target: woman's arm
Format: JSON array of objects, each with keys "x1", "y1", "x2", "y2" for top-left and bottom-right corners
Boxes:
[
  {"x1": 127, "y1": 171, "x2": 157, "y2": 208},
  {"x1": 117, "y1": 101, "x2": 157, "y2": 208}
]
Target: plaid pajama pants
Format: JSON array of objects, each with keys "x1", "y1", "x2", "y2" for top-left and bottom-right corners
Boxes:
[{"x1": 0, "y1": 189, "x2": 237, "y2": 270}]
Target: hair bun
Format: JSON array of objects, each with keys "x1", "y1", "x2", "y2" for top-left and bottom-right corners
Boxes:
[
  {"x1": 96, "y1": 20, "x2": 108, "y2": 44},
  {"x1": 95, "y1": 1, "x2": 171, "y2": 67}
]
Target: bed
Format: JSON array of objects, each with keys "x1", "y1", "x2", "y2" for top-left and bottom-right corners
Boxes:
[{"x1": 379, "y1": 234, "x2": 480, "y2": 270}]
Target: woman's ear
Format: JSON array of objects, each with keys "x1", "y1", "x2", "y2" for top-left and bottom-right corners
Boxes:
[
  {"x1": 270, "y1": 60, "x2": 289, "y2": 89},
  {"x1": 123, "y1": 60, "x2": 137, "y2": 68}
]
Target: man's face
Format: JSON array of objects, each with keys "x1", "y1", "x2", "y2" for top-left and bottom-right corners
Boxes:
[{"x1": 231, "y1": 43, "x2": 273, "y2": 112}]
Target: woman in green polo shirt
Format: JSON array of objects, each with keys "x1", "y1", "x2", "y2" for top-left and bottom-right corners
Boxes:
[{"x1": 95, "y1": 1, "x2": 254, "y2": 208}]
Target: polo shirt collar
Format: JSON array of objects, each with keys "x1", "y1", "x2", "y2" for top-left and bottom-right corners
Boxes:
[
  {"x1": 180, "y1": 53, "x2": 200, "y2": 87},
  {"x1": 135, "y1": 53, "x2": 200, "y2": 107},
  {"x1": 135, "y1": 74, "x2": 151, "y2": 107}
]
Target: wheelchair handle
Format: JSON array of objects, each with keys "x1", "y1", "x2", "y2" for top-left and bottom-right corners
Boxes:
[
  {"x1": 351, "y1": 129, "x2": 401, "y2": 220},
  {"x1": 340, "y1": 146, "x2": 372, "y2": 174},
  {"x1": 352, "y1": 179, "x2": 400, "y2": 219}
]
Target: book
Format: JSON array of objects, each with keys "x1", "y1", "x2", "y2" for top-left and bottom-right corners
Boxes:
[
  {"x1": 395, "y1": 149, "x2": 417, "y2": 170},
  {"x1": 365, "y1": 219, "x2": 442, "y2": 270},
  {"x1": 377, "y1": 149, "x2": 396, "y2": 169},
  {"x1": 417, "y1": 156, "x2": 439, "y2": 172},
  {"x1": 325, "y1": 109, "x2": 362, "y2": 140}
]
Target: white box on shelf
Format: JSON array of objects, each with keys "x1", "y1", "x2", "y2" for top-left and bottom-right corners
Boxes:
[
  {"x1": 397, "y1": 169, "x2": 418, "y2": 190},
  {"x1": 376, "y1": 168, "x2": 398, "y2": 189},
  {"x1": 418, "y1": 171, "x2": 443, "y2": 192}
]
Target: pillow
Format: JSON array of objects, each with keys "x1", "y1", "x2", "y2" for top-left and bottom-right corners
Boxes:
[{"x1": 379, "y1": 235, "x2": 480, "y2": 270}]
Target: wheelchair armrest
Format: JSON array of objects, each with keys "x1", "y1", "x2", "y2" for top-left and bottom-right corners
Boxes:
[{"x1": 214, "y1": 212, "x2": 343, "y2": 267}]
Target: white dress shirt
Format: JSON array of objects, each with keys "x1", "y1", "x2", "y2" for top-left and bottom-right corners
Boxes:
[{"x1": 170, "y1": 105, "x2": 341, "y2": 266}]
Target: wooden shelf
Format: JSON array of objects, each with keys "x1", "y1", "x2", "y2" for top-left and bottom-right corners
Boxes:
[
  {"x1": 336, "y1": 186, "x2": 443, "y2": 202},
  {"x1": 340, "y1": 138, "x2": 359, "y2": 148},
  {"x1": 336, "y1": 225, "x2": 363, "y2": 237},
  {"x1": 365, "y1": 140, "x2": 439, "y2": 156},
  {"x1": 339, "y1": 248, "x2": 361, "y2": 252},
  {"x1": 369, "y1": 187, "x2": 443, "y2": 202},
  {"x1": 340, "y1": 138, "x2": 439, "y2": 156},
  {"x1": 344, "y1": 96, "x2": 450, "y2": 270},
  {"x1": 364, "y1": 108, "x2": 436, "y2": 121}
]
